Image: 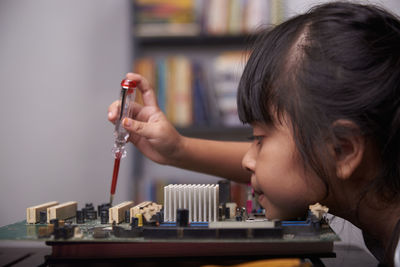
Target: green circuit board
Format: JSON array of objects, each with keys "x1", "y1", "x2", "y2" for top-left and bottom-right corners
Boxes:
[{"x1": 0, "y1": 218, "x2": 339, "y2": 243}]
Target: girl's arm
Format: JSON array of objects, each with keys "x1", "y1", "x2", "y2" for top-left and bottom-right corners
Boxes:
[{"x1": 108, "y1": 73, "x2": 251, "y2": 183}]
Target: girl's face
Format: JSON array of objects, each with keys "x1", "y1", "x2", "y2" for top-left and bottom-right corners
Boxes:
[{"x1": 242, "y1": 121, "x2": 327, "y2": 219}]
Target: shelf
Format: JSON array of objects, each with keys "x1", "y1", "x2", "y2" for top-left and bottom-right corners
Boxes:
[
  {"x1": 135, "y1": 34, "x2": 258, "y2": 48},
  {"x1": 176, "y1": 125, "x2": 252, "y2": 141}
]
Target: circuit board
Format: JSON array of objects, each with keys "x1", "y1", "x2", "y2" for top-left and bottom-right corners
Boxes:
[
  {"x1": 0, "y1": 214, "x2": 339, "y2": 260},
  {"x1": 0, "y1": 195, "x2": 339, "y2": 260},
  {"x1": 0, "y1": 217, "x2": 338, "y2": 242}
]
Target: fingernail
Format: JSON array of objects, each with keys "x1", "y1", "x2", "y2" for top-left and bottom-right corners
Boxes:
[
  {"x1": 123, "y1": 118, "x2": 131, "y2": 127},
  {"x1": 108, "y1": 112, "x2": 113, "y2": 118}
]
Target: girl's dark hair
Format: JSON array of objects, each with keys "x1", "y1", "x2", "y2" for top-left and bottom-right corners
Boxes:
[{"x1": 237, "y1": 2, "x2": 400, "y2": 202}]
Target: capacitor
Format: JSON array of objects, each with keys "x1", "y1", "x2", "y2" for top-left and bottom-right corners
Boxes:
[
  {"x1": 76, "y1": 210, "x2": 85, "y2": 224},
  {"x1": 97, "y1": 205, "x2": 102, "y2": 216},
  {"x1": 135, "y1": 214, "x2": 143, "y2": 227},
  {"x1": 176, "y1": 209, "x2": 189, "y2": 227},
  {"x1": 131, "y1": 217, "x2": 139, "y2": 228},
  {"x1": 100, "y1": 210, "x2": 109, "y2": 224},
  {"x1": 218, "y1": 206, "x2": 223, "y2": 221},
  {"x1": 225, "y1": 207, "x2": 230, "y2": 219},
  {"x1": 97, "y1": 203, "x2": 111, "y2": 216},
  {"x1": 124, "y1": 210, "x2": 130, "y2": 223},
  {"x1": 82, "y1": 208, "x2": 88, "y2": 219},
  {"x1": 85, "y1": 203, "x2": 94, "y2": 210},
  {"x1": 86, "y1": 210, "x2": 97, "y2": 220}
]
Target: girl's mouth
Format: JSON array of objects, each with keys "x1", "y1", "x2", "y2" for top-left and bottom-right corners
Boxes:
[
  {"x1": 252, "y1": 188, "x2": 265, "y2": 201},
  {"x1": 253, "y1": 188, "x2": 263, "y2": 195}
]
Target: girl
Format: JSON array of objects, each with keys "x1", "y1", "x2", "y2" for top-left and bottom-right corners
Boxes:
[{"x1": 108, "y1": 2, "x2": 400, "y2": 265}]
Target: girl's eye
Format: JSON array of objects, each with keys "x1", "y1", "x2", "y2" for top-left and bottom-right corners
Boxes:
[{"x1": 248, "y1": 135, "x2": 264, "y2": 145}]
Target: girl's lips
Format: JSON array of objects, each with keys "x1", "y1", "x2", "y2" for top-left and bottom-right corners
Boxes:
[
  {"x1": 258, "y1": 193, "x2": 265, "y2": 202},
  {"x1": 253, "y1": 188, "x2": 263, "y2": 195}
]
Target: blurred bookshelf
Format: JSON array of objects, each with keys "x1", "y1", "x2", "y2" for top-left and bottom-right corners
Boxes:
[
  {"x1": 132, "y1": 0, "x2": 286, "y2": 130},
  {"x1": 130, "y1": 0, "x2": 286, "y2": 201}
]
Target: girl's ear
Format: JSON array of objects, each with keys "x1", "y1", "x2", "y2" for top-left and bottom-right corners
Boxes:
[{"x1": 331, "y1": 120, "x2": 365, "y2": 180}]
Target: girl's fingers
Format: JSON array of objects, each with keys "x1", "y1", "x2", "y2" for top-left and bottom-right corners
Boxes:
[
  {"x1": 126, "y1": 73, "x2": 159, "y2": 107},
  {"x1": 108, "y1": 100, "x2": 120, "y2": 122}
]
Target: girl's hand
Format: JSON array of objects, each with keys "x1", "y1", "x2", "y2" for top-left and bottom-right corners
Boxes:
[{"x1": 107, "y1": 73, "x2": 183, "y2": 165}]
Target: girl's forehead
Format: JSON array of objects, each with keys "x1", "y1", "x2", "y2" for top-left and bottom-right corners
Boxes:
[
  {"x1": 251, "y1": 118, "x2": 291, "y2": 134},
  {"x1": 250, "y1": 122, "x2": 268, "y2": 134},
  {"x1": 250, "y1": 111, "x2": 291, "y2": 128}
]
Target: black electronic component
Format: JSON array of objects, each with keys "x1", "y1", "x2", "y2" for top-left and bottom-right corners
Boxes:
[
  {"x1": 85, "y1": 210, "x2": 97, "y2": 220},
  {"x1": 97, "y1": 203, "x2": 111, "y2": 216},
  {"x1": 82, "y1": 208, "x2": 88, "y2": 219},
  {"x1": 113, "y1": 224, "x2": 143, "y2": 238},
  {"x1": 54, "y1": 225, "x2": 75, "y2": 240},
  {"x1": 218, "y1": 179, "x2": 231, "y2": 204},
  {"x1": 82, "y1": 203, "x2": 95, "y2": 220},
  {"x1": 241, "y1": 207, "x2": 248, "y2": 220},
  {"x1": 158, "y1": 210, "x2": 164, "y2": 223},
  {"x1": 156, "y1": 211, "x2": 163, "y2": 224},
  {"x1": 225, "y1": 207, "x2": 230, "y2": 219},
  {"x1": 124, "y1": 210, "x2": 130, "y2": 223},
  {"x1": 76, "y1": 210, "x2": 85, "y2": 224},
  {"x1": 100, "y1": 209, "x2": 109, "y2": 224},
  {"x1": 39, "y1": 211, "x2": 47, "y2": 224},
  {"x1": 85, "y1": 203, "x2": 94, "y2": 210},
  {"x1": 49, "y1": 219, "x2": 59, "y2": 228},
  {"x1": 131, "y1": 217, "x2": 139, "y2": 228},
  {"x1": 218, "y1": 206, "x2": 223, "y2": 221},
  {"x1": 176, "y1": 209, "x2": 189, "y2": 227}
]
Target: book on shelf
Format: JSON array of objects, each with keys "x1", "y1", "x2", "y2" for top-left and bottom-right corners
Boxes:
[
  {"x1": 211, "y1": 51, "x2": 249, "y2": 126},
  {"x1": 134, "y1": 0, "x2": 286, "y2": 37},
  {"x1": 134, "y1": 58, "x2": 156, "y2": 105},
  {"x1": 134, "y1": 0, "x2": 201, "y2": 36},
  {"x1": 133, "y1": 51, "x2": 249, "y2": 127}
]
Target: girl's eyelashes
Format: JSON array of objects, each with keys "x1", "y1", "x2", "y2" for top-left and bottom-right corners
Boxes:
[{"x1": 248, "y1": 135, "x2": 265, "y2": 145}]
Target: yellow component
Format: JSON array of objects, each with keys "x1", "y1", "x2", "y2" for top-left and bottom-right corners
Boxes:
[
  {"x1": 130, "y1": 201, "x2": 162, "y2": 223},
  {"x1": 135, "y1": 213, "x2": 143, "y2": 227}
]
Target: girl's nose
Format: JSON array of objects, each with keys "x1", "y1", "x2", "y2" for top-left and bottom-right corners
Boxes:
[{"x1": 242, "y1": 145, "x2": 256, "y2": 173}]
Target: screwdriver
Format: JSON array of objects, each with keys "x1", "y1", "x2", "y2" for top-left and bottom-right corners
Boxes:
[{"x1": 109, "y1": 78, "x2": 136, "y2": 205}]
